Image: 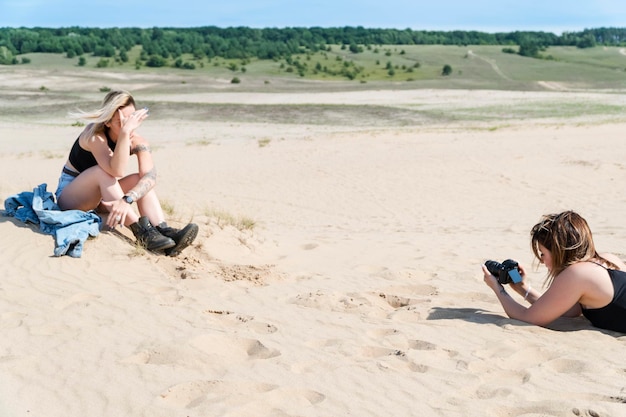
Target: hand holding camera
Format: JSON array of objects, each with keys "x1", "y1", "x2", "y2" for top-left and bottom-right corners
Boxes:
[{"x1": 484, "y1": 259, "x2": 523, "y2": 285}]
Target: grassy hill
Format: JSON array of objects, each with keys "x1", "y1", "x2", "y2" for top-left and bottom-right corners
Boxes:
[
  {"x1": 11, "y1": 44, "x2": 626, "y2": 91},
  {"x1": 2, "y1": 44, "x2": 626, "y2": 128}
]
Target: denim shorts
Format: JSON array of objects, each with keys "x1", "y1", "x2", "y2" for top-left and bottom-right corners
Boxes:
[{"x1": 55, "y1": 171, "x2": 77, "y2": 201}]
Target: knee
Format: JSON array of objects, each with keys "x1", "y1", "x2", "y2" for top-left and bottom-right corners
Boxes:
[{"x1": 90, "y1": 166, "x2": 117, "y2": 186}]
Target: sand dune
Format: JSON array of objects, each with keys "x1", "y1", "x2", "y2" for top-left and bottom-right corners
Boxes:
[{"x1": 1, "y1": 68, "x2": 626, "y2": 417}]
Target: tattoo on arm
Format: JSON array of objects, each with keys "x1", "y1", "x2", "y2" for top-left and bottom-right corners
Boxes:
[
  {"x1": 131, "y1": 144, "x2": 151, "y2": 155},
  {"x1": 129, "y1": 167, "x2": 157, "y2": 201}
]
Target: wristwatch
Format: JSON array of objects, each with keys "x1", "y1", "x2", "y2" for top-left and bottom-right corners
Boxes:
[{"x1": 122, "y1": 194, "x2": 134, "y2": 204}]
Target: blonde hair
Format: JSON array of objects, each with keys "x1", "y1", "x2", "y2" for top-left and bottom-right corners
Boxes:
[
  {"x1": 69, "y1": 90, "x2": 136, "y2": 138},
  {"x1": 530, "y1": 211, "x2": 617, "y2": 286}
]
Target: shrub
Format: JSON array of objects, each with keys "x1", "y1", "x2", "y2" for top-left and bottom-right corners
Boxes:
[
  {"x1": 441, "y1": 64, "x2": 452, "y2": 76},
  {"x1": 231, "y1": 77, "x2": 241, "y2": 84},
  {"x1": 0, "y1": 47, "x2": 18, "y2": 65},
  {"x1": 145, "y1": 55, "x2": 166, "y2": 67},
  {"x1": 519, "y1": 41, "x2": 539, "y2": 58},
  {"x1": 349, "y1": 43, "x2": 363, "y2": 53}
]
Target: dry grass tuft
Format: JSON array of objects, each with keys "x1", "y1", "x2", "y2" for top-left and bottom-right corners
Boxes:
[{"x1": 204, "y1": 207, "x2": 256, "y2": 231}]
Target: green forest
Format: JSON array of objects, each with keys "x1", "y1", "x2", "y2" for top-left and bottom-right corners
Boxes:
[
  {"x1": 2, "y1": 26, "x2": 626, "y2": 60},
  {"x1": 1, "y1": 26, "x2": 626, "y2": 83}
]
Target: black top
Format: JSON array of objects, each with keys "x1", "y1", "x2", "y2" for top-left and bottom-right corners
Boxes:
[
  {"x1": 582, "y1": 268, "x2": 626, "y2": 333},
  {"x1": 68, "y1": 130, "x2": 117, "y2": 173}
]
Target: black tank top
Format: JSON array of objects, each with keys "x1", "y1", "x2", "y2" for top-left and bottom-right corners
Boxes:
[
  {"x1": 68, "y1": 130, "x2": 117, "y2": 172},
  {"x1": 582, "y1": 268, "x2": 626, "y2": 333}
]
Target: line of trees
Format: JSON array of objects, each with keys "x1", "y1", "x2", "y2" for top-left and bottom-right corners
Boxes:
[{"x1": 1, "y1": 26, "x2": 625, "y2": 65}]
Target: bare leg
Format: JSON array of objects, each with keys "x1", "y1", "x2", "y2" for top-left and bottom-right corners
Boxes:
[
  {"x1": 58, "y1": 165, "x2": 139, "y2": 225},
  {"x1": 137, "y1": 190, "x2": 166, "y2": 226},
  {"x1": 118, "y1": 174, "x2": 166, "y2": 226}
]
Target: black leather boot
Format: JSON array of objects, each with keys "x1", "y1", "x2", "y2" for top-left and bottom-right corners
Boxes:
[
  {"x1": 156, "y1": 222, "x2": 199, "y2": 256},
  {"x1": 129, "y1": 216, "x2": 176, "y2": 252}
]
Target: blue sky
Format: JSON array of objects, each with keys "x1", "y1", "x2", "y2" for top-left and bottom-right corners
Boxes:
[{"x1": 1, "y1": 0, "x2": 625, "y2": 33}]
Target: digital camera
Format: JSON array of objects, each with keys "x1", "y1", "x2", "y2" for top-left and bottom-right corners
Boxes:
[{"x1": 484, "y1": 259, "x2": 523, "y2": 285}]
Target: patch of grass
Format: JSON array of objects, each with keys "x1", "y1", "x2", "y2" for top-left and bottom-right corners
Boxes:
[
  {"x1": 154, "y1": 102, "x2": 452, "y2": 126},
  {"x1": 186, "y1": 138, "x2": 212, "y2": 146},
  {"x1": 41, "y1": 150, "x2": 64, "y2": 159},
  {"x1": 128, "y1": 240, "x2": 146, "y2": 257},
  {"x1": 456, "y1": 101, "x2": 626, "y2": 121},
  {"x1": 14, "y1": 45, "x2": 626, "y2": 89},
  {"x1": 5, "y1": 45, "x2": 626, "y2": 132},
  {"x1": 160, "y1": 199, "x2": 175, "y2": 216},
  {"x1": 258, "y1": 138, "x2": 271, "y2": 147},
  {"x1": 204, "y1": 207, "x2": 256, "y2": 231}
]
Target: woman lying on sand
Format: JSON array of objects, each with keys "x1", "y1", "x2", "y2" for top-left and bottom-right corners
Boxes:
[
  {"x1": 483, "y1": 210, "x2": 626, "y2": 333},
  {"x1": 55, "y1": 90, "x2": 198, "y2": 256}
]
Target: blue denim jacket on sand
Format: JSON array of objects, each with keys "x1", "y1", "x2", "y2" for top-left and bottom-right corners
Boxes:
[{"x1": 3, "y1": 183, "x2": 101, "y2": 258}]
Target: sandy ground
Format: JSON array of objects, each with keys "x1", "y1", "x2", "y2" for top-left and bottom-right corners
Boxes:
[{"x1": 1, "y1": 67, "x2": 626, "y2": 417}]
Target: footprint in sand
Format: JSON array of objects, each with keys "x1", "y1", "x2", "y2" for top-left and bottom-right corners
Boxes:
[
  {"x1": 377, "y1": 293, "x2": 414, "y2": 308},
  {"x1": 121, "y1": 333, "x2": 280, "y2": 373},
  {"x1": 474, "y1": 369, "x2": 531, "y2": 400},
  {"x1": 121, "y1": 344, "x2": 207, "y2": 369},
  {"x1": 150, "y1": 286, "x2": 183, "y2": 305},
  {"x1": 361, "y1": 337, "x2": 440, "y2": 372},
  {"x1": 362, "y1": 327, "x2": 452, "y2": 373},
  {"x1": 378, "y1": 283, "x2": 439, "y2": 298},
  {"x1": 189, "y1": 333, "x2": 280, "y2": 361},
  {"x1": 361, "y1": 346, "x2": 405, "y2": 358},
  {"x1": 290, "y1": 291, "x2": 375, "y2": 314},
  {"x1": 376, "y1": 288, "x2": 438, "y2": 321},
  {"x1": 377, "y1": 284, "x2": 438, "y2": 308},
  {"x1": 406, "y1": 339, "x2": 438, "y2": 351},
  {"x1": 0, "y1": 311, "x2": 26, "y2": 329},
  {"x1": 158, "y1": 380, "x2": 276, "y2": 408},
  {"x1": 263, "y1": 386, "x2": 326, "y2": 408},
  {"x1": 475, "y1": 386, "x2": 513, "y2": 400},
  {"x1": 291, "y1": 287, "x2": 437, "y2": 320},
  {"x1": 217, "y1": 264, "x2": 278, "y2": 286},
  {"x1": 360, "y1": 346, "x2": 429, "y2": 373},
  {"x1": 53, "y1": 293, "x2": 100, "y2": 310},
  {"x1": 203, "y1": 310, "x2": 279, "y2": 334},
  {"x1": 366, "y1": 328, "x2": 400, "y2": 338},
  {"x1": 158, "y1": 380, "x2": 325, "y2": 410},
  {"x1": 544, "y1": 358, "x2": 589, "y2": 374}
]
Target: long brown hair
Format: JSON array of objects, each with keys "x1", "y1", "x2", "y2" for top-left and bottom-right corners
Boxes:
[{"x1": 530, "y1": 211, "x2": 617, "y2": 286}]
